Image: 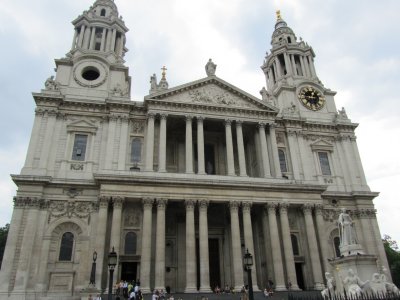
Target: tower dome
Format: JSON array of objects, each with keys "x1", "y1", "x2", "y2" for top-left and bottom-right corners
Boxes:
[{"x1": 271, "y1": 10, "x2": 296, "y2": 46}]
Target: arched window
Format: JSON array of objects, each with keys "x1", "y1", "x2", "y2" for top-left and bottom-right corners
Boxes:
[
  {"x1": 278, "y1": 149, "x2": 288, "y2": 173},
  {"x1": 287, "y1": 37, "x2": 292, "y2": 43},
  {"x1": 334, "y1": 236, "x2": 341, "y2": 257},
  {"x1": 291, "y1": 234, "x2": 299, "y2": 256},
  {"x1": 125, "y1": 232, "x2": 137, "y2": 255},
  {"x1": 131, "y1": 138, "x2": 142, "y2": 163},
  {"x1": 100, "y1": 9, "x2": 106, "y2": 17},
  {"x1": 59, "y1": 232, "x2": 74, "y2": 261}
]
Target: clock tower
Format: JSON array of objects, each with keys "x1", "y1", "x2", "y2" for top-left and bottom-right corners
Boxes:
[{"x1": 261, "y1": 11, "x2": 338, "y2": 122}]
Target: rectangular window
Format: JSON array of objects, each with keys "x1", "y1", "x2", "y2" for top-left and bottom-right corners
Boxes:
[
  {"x1": 131, "y1": 138, "x2": 142, "y2": 163},
  {"x1": 278, "y1": 149, "x2": 288, "y2": 173},
  {"x1": 318, "y1": 152, "x2": 331, "y2": 175},
  {"x1": 71, "y1": 134, "x2": 88, "y2": 161}
]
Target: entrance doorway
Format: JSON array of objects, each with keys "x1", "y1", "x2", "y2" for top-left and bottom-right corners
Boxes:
[
  {"x1": 295, "y1": 263, "x2": 305, "y2": 290},
  {"x1": 120, "y1": 262, "x2": 137, "y2": 282},
  {"x1": 209, "y1": 239, "x2": 221, "y2": 290},
  {"x1": 205, "y1": 144, "x2": 216, "y2": 174}
]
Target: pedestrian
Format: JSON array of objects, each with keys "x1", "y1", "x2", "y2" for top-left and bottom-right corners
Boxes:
[
  {"x1": 95, "y1": 294, "x2": 102, "y2": 300},
  {"x1": 88, "y1": 294, "x2": 93, "y2": 300}
]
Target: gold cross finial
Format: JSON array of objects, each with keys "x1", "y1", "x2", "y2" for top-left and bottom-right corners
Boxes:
[
  {"x1": 161, "y1": 66, "x2": 167, "y2": 80},
  {"x1": 276, "y1": 10, "x2": 282, "y2": 21}
]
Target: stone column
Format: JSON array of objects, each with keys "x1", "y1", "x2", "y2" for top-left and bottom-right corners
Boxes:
[
  {"x1": 315, "y1": 204, "x2": 330, "y2": 274},
  {"x1": 268, "y1": 124, "x2": 282, "y2": 178},
  {"x1": 140, "y1": 198, "x2": 154, "y2": 293},
  {"x1": 266, "y1": 203, "x2": 286, "y2": 291},
  {"x1": 199, "y1": 200, "x2": 211, "y2": 292},
  {"x1": 110, "y1": 197, "x2": 124, "y2": 278},
  {"x1": 308, "y1": 57, "x2": 317, "y2": 77},
  {"x1": 82, "y1": 26, "x2": 91, "y2": 49},
  {"x1": 106, "y1": 29, "x2": 112, "y2": 51},
  {"x1": 35, "y1": 235, "x2": 51, "y2": 292},
  {"x1": 105, "y1": 115, "x2": 117, "y2": 170},
  {"x1": 23, "y1": 110, "x2": 44, "y2": 170},
  {"x1": 89, "y1": 26, "x2": 96, "y2": 50},
  {"x1": 275, "y1": 59, "x2": 282, "y2": 78},
  {"x1": 197, "y1": 117, "x2": 205, "y2": 175},
  {"x1": 118, "y1": 117, "x2": 129, "y2": 170},
  {"x1": 14, "y1": 198, "x2": 41, "y2": 291},
  {"x1": 225, "y1": 119, "x2": 235, "y2": 176},
  {"x1": 258, "y1": 123, "x2": 271, "y2": 177},
  {"x1": 39, "y1": 110, "x2": 57, "y2": 171},
  {"x1": 95, "y1": 196, "x2": 109, "y2": 290},
  {"x1": 300, "y1": 56, "x2": 307, "y2": 77},
  {"x1": 185, "y1": 115, "x2": 194, "y2": 174},
  {"x1": 236, "y1": 121, "x2": 247, "y2": 177},
  {"x1": 279, "y1": 202, "x2": 300, "y2": 290},
  {"x1": 286, "y1": 130, "x2": 301, "y2": 180},
  {"x1": 283, "y1": 53, "x2": 293, "y2": 75},
  {"x1": 302, "y1": 204, "x2": 324, "y2": 290},
  {"x1": 290, "y1": 55, "x2": 297, "y2": 76},
  {"x1": 229, "y1": 201, "x2": 244, "y2": 291},
  {"x1": 184, "y1": 200, "x2": 197, "y2": 292},
  {"x1": 158, "y1": 114, "x2": 168, "y2": 172},
  {"x1": 242, "y1": 202, "x2": 259, "y2": 291},
  {"x1": 144, "y1": 113, "x2": 155, "y2": 171},
  {"x1": 154, "y1": 199, "x2": 168, "y2": 290},
  {"x1": 0, "y1": 199, "x2": 24, "y2": 291},
  {"x1": 350, "y1": 138, "x2": 368, "y2": 186},
  {"x1": 101, "y1": 28, "x2": 107, "y2": 51},
  {"x1": 111, "y1": 28, "x2": 117, "y2": 52},
  {"x1": 71, "y1": 28, "x2": 78, "y2": 50},
  {"x1": 78, "y1": 24, "x2": 86, "y2": 47}
]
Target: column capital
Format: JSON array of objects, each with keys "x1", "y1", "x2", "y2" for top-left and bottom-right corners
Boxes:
[
  {"x1": 229, "y1": 201, "x2": 240, "y2": 212},
  {"x1": 302, "y1": 203, "x2": 314, "y2": 214},
  {"x1": 198, "y1": 199, "x2": 209, "y2": 210},
  {"x1": 315, "y1": 204, "x2": 324, "y2": 215},
  {"x1": 266, "y1": 202, "x2": 278, "y2": 213},
  {"x1": 147, "y1": 112, "x2": 156, "y2": 119},
  {"x1": 185, "y1": 114, "x2": 193, "y2": 121},
  {"x1": 279, "y1": 201, "x2": 290, "y2": 213},
  {"x1": 242, "y1": 201, "x2": 252, "y2": 212},
  {"x1": 113, "y1": 197, "x2": 124, "y2": 209},
  {"x1": 225, "y1": 119, "x2": 232, "y2": 126},
  {"x1": 160, "y1": 113, "x2": 168, "y2": 120},
  {"x1": 185, "y1": 199, "x2": 196, "y2": 210},
  {"x1": 269, "y1": 123, "x2": 277, "y2": 130},
  {"x1": 257, "y1": 122, "x2": 266, "y2": 129},
  {"x1": 156, "y1": 198, "x2": 168, "y2": 209},
  {"x1": 98, "y1": 196, "x2": 110, "y2": 208},
  {"x1": 196, "y1": 116, "x2": 205, "y2": 122},
  {"x1": 236, "y1": 120, "x2": 243, "y2": 126},
  {"x1": 142, "y1": 197, "x2": 154, "y2": 209}
]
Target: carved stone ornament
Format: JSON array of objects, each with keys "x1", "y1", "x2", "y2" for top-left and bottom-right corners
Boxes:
[
  {"x1": 44, "y1": 75, "x2": 60, "y2": 91},
  {"x1": 132, "y1": 120, "x2": 145, "y2": 134},
  {"x1": 70, "y1": 163, "x2": 84, "y2": 171},
  {"x1": 185, "y1": 199, "x2": 196, "y2": 210},
  {"x1": 110, "y1": 83, "x2": 128, "y2": 97},
  {"x1": 242, "y1": 201, "x2": 252, "y2": 212},
  {"x1": 266, "y1": 202, "x2": 278, "y2": 213},
  {"x1": 124, "y1": 209, "x2": 141, "y2": 227},
  {"x1": 48, "y1": 200, "x2": 98, "y2": 224},
  {"x1": 142, "y1": 198, "x2": 154, "y2": 209},
  {"x1": 63, "y1": 188, "x2": 83, "y2": 198},
  {"x1": 156, "y1": 198, "x2": 168, "y2": 209},
  {"x1": 229, "y1": 201, "x2": 240, "y2": 211},
  {"x1": 198, "y1": 199, "x2": 209, "y2": 210},
  {"x1": 14, "y1": 197, "x2": 45, "y2": 208}
]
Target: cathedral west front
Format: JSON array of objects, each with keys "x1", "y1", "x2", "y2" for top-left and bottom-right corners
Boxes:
[{"x1": 0, "y1": 1, "x2": 390, "y2": 299}]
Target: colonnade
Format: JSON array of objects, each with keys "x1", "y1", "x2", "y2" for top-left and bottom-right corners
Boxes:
[{"x1": 144, "y1": 113, "x2": 282, "y2": 178}]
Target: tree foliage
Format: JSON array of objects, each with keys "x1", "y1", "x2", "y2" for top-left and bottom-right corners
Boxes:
[
  {"x1": 0, "y1": 223, "x2": 10, "y2": 269},
  {"x1": 383, "y1": 235, "x2": 400, "y2": 287}
]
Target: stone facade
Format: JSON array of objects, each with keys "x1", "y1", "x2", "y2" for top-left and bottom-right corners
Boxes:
[{"x1": 0, "y1": 3, "x2": 389, "y2": 300}]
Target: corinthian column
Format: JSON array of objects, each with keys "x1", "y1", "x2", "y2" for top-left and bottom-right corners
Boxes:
[
  {"x1": 236, "y1": 121, "x2": 247, "y2": 177},
  {"x1": 184, "y1": 200, "x2": 197, "y2": 292},
  {"x1": 268, "y1": 124, "x2": 282, "y2": 178},
  {"x1": 110, "y1": 197, "x2": 124, "y2": 278},
  {"x1": 158, "y1": 114, "x2": 168, "y2": 172},
  {"x1": 197, "y1": 117, "x2": 205, "y2": 174},
  {"x1": 266, "y1": 203, "x2": 286, "y2": 291},
  {"x1": 302, "y1": 204, "x2": 324, "y2": 290},
  {"x1": 95, "y1": 196, "x2": 110, "y2": 290},
  {"x1": 315, "y1": 204, "x2": 330, "y2": 273},
  {"x1": 225, "y1": 119, "x2": 235, "y2": 176},
  {"x1": 199, "y1": 200, "x2": 211, "y2": 292},
  {"x1": 229, "y1": 201, "x2": 244, "y2": 290},
  {"x1": 140, "y1": 198, "x2": 154, "y2": 293},
  {"x1": 154, "y1": 199, "x2": 168, "y2": 290},
  {"x1": 185, "y1": 115, "x2": 194, "y2": 174},
  {"x1": 145, "y1": 113, "x2": 155, "y2": 171},
  {"x1": 258, "y1": 123, "x2": 271, "y2": 177},
  {"x1": 242, "y1": 202, "x2": 259, "y2": 291},
  {"x1": 279, "y1": 202, "x2": 300, "y2": 290}
]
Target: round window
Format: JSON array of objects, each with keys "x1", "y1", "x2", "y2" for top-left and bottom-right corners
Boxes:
[{"x1": 82, "y1": 67, "x2": 100, "y2": 81}]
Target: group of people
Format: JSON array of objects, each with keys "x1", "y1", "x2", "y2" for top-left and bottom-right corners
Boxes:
[
  {"x1": 213, "y1": 285, "x2": 235, "y2": 294},
  {"x1": 152, "y1": 289, "x2": 177, "y2": 300},
  {"x1": 115, "y1": 279, "x2": 143, "y2": 300}
]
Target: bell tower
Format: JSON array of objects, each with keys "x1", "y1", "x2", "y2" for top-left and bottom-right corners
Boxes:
[
  {"x1": 48, "y1": 0, "x2": 131, "y2": 101},
  {"x1": 261, "y1": 11, "x2": 338, "y2": 122}
]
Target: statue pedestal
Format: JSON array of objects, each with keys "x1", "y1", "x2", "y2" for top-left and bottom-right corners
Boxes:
[
  {"x1": 80, "y1": 285, "x2": 101, "y2": 300},
  {"x1": 339, "y1": 244, "x2": 365, "y2": 257},
  {"x1": 329, "y1": 254, "x2": 378, "y2": 294}
]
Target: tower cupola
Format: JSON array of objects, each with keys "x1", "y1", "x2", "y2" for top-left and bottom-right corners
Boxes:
[{"x1": 271, "y1": 10, "x2": 297, "y2": 46}]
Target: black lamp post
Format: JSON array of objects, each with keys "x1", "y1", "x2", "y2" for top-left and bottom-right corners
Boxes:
[
  {"x1": 243, "y1": 249, "x2": 254, "y2": 300},
  {"x1": 108, "y1": 247, "x2": 118, "y2": 300},
  {"x1": 90, "y1": 250, "x2": 97, "y2": 285}
]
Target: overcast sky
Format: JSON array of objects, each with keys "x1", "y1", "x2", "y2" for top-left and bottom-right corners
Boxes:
[{"x1": 0, "y1": 0, "x2": 399, "y2": 243}]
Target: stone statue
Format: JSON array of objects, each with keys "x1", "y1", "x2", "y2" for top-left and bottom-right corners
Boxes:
[
  {"x1": 45, "y1": 75, "x2": 59, "y2": 91},
  {"x1": 338, "y1": 208, "x2": 357, "y2": 247},
  {"x1": 381, "y1": 267, "x2": 400, "y2": 295},
  {"x1": 321, "y1": 272, "x2": 335, "y2": 298},
  {"x1": 341, "y1": 269, "x2": 368, "y2": 297},
  {"x1": 338, "y1": 107, "x2": 348, "y2": 119},
  {"x1": 205, "y1": 59, "x2": 217, "y2": 76},
  {"x1": 369, "y1": 273, "x2": 387, "y2": 294},
  {"x1": 149, "y1": 74, "x2": 158, "y2": 93}
]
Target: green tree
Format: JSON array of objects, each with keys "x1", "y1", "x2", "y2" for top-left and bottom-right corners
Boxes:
[
  {"x1": 383, "y1": 235, "x2": 400, "y2": 287},
  {"x1": 0, "y1": 223, "x2": 10, "y2": 269}
]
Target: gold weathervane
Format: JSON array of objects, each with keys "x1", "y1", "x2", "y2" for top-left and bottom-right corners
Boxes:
[
  {"x1": 161, "y1": 66, "x2": 167, "y2": 80},
  {"x1": 276, "y1": 10, "x2": 282, "y2": 21}
]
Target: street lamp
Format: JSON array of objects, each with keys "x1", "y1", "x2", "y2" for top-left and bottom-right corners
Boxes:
[
  {"x1": 243, "y1": 249, "x2": 254, "y2": 300},
  {"x1": 90, "y1": 250, "x2": 97, "y2": 285},
  {"x1": 108, "y1": 247, "x2": 118, "y2": 300}
]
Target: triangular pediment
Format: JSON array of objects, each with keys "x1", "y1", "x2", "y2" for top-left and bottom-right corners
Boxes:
[
  {"x1": 67, "y1": 119, "x2": 98, "y2": 133},
  {"x1": 310, "y1": 138, "x2": 334, "y2": 151},
  {"x1": 145, "y1": 76, "x2": 278, "y2": 113}
]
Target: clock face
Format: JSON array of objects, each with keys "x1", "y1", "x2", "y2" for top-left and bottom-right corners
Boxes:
[{"x1": 298, "y1": 86, "x2": 325, "y2": 111}]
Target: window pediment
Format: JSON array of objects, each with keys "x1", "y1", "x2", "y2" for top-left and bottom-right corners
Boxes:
[
  {"x1": 67, "y1": 119, "x2": 98, "y2": 134},
  {"x1": 310, "y1": 139, "x2": 334, "y2": 152}
]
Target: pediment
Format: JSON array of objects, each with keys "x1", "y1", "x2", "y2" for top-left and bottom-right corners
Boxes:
[
  {"x1": 310, "y1": 139, "x2": 334, "y2": 152},
  {"x1": 67, "y1": 119, "x2": 98, "y2": 133},
  {"x1": 145, "y1": 76, "x2": 278, "y2": 113}
]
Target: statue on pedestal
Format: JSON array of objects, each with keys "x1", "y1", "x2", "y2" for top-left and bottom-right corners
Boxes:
[
  {"x1": 321, "y1": 272, "x2": 336, "y2": 298},
  {"x1": 341, "y1": 269, "x2": 368, "y2": 297},
  {"x1": 338, "y1": 208, "x2": 357, "y2": 247}
]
